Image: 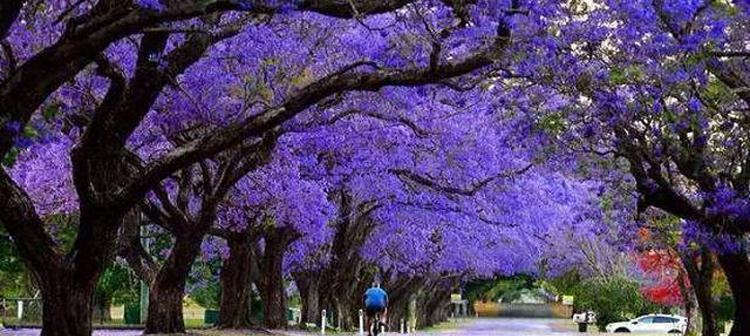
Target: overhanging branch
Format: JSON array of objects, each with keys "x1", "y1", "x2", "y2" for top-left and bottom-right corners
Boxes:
[{"x1": 390, "y1": 163, "x2": 533, "y2": 197}]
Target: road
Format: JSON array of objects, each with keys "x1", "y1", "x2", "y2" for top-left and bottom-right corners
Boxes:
[
  {"x1": 1, "y1": 318, "x2": 581, "y2": 335},
  {"x1": 398, "y1": 318, "x2": 579, "y2": 335}
]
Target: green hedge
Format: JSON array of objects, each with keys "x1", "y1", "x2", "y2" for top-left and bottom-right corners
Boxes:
[{"x1": 574, "y1": 276, "x2": 661, "y2": 331}]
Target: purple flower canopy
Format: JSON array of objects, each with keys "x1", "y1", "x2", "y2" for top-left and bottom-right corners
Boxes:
[{"x1": 5, "y1": 0, "x2": 748, "y2": 284}]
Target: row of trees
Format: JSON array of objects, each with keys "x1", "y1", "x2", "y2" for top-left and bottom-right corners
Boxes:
[
  {"x1": 2, "y1": 1, "x2": 750, "y2": 336},
  {"x1": 0, "y1": 0, "x2": 604, "y2": 335}
]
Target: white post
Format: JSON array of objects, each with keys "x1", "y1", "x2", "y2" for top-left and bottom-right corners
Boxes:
[
  {"x1": 321, "y1": 309, "x2": 327, "y2": 335},
  {"x1": 359, "y1": 309, "x2": 364, "y2": 335},
  {"x1": 400, "y1": 319, "x2": 405, "y2": 333},
  {"x1": 16, "y1": 300, "x2": 23, "y2": 320}
]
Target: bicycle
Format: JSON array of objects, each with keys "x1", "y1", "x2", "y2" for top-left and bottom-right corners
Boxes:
[{"x1": 369, "y1": 312, "x2": 387, "y2": 336}]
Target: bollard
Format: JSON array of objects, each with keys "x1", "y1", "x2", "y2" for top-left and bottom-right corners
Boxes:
[
  {"x1": 400, "y1": 319, "x2": 405, "y2": 333},
  {"x1": 321, "y1": 309, "x2": 326, "y2": 335},
  {"x1": 17, "y1": 300, "x2": 23, "y2": 320},
  {"x1": 359, "y1": 309, "x2": 364, "y2": 335}
]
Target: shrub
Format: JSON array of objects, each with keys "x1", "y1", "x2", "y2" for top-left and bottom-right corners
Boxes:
[{"x1": 574, "y1": 276, "x2": 661, "y2": 331}]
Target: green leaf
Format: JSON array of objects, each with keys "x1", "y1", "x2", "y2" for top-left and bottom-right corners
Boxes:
[
  {"x1": 43, "y1": 104, "x2": 60, "y2": 121},
  {"x1": 22, "y1": 125, "x2": 39, "y2": 138},
  {"x1": 2, "y1": 147, "x2": 20, "y2": 167}
]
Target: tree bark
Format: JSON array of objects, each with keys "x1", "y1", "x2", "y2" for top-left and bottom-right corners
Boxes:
[
  {"x1": 677, "y1": 266, "x2": 699, "y2": 335},
  {"x1": 38, "y1": 274, "x2": 96, "y2": 336},
  {"x1": 92, "y1": 293, "x2": 112, "y2": 325},
  {"x1": 260, "y1": 227, "x2": 295, "y2": 329},
  {"x1": 681, "y1": 248, "x2": 718, "y2": 336},
  {"x1": 218, "y1": 237, "x2": 255, "y2": 329},
  {"x1": 294, "y1": 272, "x2": 321, "y2": 325},
  {"x1": 144, "y1": 234, "x2": 204, "y2": 334},
  {"x1": 716, "y1": 251, "x2": 750, "y2": 336}
]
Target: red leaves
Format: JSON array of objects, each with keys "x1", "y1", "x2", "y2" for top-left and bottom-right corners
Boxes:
[{"x1": 637, "y1": 250, "x2": 685, "y2": 306}]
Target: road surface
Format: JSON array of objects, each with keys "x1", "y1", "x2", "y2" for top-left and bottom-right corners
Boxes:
[
  {"x1": 0, "y1": 318, "x2": 580, "y2": 335},
  {"x1": 415, "y1": 318, "x2": 576, "y2": 335}
]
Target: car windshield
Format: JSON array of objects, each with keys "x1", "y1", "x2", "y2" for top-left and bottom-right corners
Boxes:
[{"x1": 654, "y1": 317, "x2": 677, "y2": 323}]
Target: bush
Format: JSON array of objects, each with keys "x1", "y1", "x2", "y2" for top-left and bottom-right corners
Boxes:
[
  {"x1": 574, "y1": 276, "x2": 661, "y2": 331},
  {"x1": 716, "y1": 295, "x2": 735, "y2": 326}
]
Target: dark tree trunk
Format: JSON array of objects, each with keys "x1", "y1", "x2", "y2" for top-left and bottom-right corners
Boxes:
[
  {"x1": 260, "y1": 227, "x2": 295, "y2": 329},
  {"x1": 676, "y1": 266, "x2": 699, "y2": 335},
  {"x1": 38, "y1": 274, "x2": 96, "y2": 336},
  {"x1": 218, "y1": 237, "x2": 255, "y2": 329},
  {"x1": 681, "y1": 248, "x2": 718, "y2": 336},
  {"x1": 316, "y1": 192, "x2": 379, "y2": 331},
  {"x1": 31, "y1": 209, "x2": 123, "y2": 336},
  {"x1": 333, "y1": 298, "x2": 356, "y2": 330},
  {"x1": 145, "y1": 234, "x2": 204, "y2": 334},
  {"x1": 716, "y1": 251, "x2": 750, "y2": 336},
  {"x1": 383, "y1": 276, "x2": 423, "y2": 331},
  {"x1": 92, "y1": 294, "x2": 112, "y2": 325},
  {"x1": 294, "y1": 272, "x2": 321, "y2": 325},
  {"x1": 411, "y1": 279, "x2": 455, "y2": 330}
]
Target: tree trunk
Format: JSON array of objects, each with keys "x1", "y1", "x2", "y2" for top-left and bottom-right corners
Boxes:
[
  {"x1": 294, "y1": 272, "x2": 321, "y2": 325},
  {"x1": 145, "y1": 234, "x2": 204, "y2": 334},
  {"x1": 716, "y1": 251, "x2": 750, "y2": 336},
  {"x1": 260, "y1": 227, "x2": 294, "y2": 329},
  {"x1": 38, "y1": 274, "x2": 96, "y2": 336},
  {"x1": 680, "y1": 247, "x2": 719, "y2": 336},
  {"x1": 218, "y1": 237, "x2": 255, "y2": 329},
  {"x1": 333, "y1": 298, "x2": 355, "y2": 330},
  {"x1": 92, "y1": 294, "x2": 112, "y2": 325},
  {"x1": 677, "y1": 267, "x2": 699, "y2": 335}
]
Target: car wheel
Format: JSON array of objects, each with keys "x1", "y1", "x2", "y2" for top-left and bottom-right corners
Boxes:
[
  {"x1": 667, "y1": 330, "x2": 682, "y2": 334},
  {"x1": 614, "y1": 328, "x2": 630, "y2": 333}
]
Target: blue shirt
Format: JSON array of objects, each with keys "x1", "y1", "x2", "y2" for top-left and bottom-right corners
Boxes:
[{"x1": 364, "y1": 287, "x2": 388, "y2": 308}]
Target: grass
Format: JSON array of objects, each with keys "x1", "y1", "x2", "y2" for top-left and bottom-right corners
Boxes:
[
  {"x1": 422, "y1": 318, "x2": 469, "y2": 332},
  {"x1": 1, "y1": 318, "x2": 209, "y2": 329}
]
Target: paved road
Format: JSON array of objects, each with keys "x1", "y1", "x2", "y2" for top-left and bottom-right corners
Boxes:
[
  {"x1": 0, "y1": 318, "x2": 580, "y2": 335},
  {"x1": 405, "y1": 318, "x2": 578, "y2": 335}
]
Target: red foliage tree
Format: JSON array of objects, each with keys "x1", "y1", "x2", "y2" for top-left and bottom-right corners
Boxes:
[{"x1": 638, "y1": 250, "x2": 685, "y2": 306}]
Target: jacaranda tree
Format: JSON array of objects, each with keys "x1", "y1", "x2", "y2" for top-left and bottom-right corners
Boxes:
[{"x1": 0, "y1": 1, "x2": 534, "y2": 335}]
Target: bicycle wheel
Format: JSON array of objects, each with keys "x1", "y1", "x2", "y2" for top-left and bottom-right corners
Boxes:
[{"x1": 372, "y1": 314, "x2": 381, "y2": 336}]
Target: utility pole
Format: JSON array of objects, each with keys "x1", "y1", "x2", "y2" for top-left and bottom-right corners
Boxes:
[{"x1": 139, "y1": 213, "x2": 150, "y2": 324}]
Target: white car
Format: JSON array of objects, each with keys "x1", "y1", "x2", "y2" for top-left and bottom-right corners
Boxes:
[{"x1": 605, "y1": 314, "x2": 687, "y2": 334}]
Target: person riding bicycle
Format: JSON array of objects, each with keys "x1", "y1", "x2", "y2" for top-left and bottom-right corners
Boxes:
[{"x1": 363, "y1": 283, "x2": 388, "y2": 336}]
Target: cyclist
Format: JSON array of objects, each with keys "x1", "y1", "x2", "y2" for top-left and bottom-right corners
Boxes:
[{"x1": 363, "y1": 283, "x2": 388, "y2": 336}]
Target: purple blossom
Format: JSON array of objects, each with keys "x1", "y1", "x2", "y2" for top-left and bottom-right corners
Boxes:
[{"x1": 135, "y1": 0, "x2": 165, "y2": 12}]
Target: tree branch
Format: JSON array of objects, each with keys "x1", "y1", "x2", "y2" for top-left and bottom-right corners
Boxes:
[
  {"x1": 0, "y1": 169, "x2": 62, "y2": 276},
  {"x1": 0, "y1": 0, "x2": 419, "y2": 157},
  {"x1": 390, "y1": 163, "x2": 533, "y2": 197},
  {"x1": 1, "y1": 41, "x2": 17, "y2": 75},
  {"x1": 117, "y1": 210, "x2": 157, "y2": 284},
  {"x1": 322, "y1": 109, "x2": 430, "y2": 137},
  {"x1": 0, "y1": 0, "x2": 24, "y2": 40},
  {"x1": 126, "y1": 26, "x2": 511, "y2": 203},
  {"x1": 300, "y1": 0, "x2": 414, "y2": 18}
]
